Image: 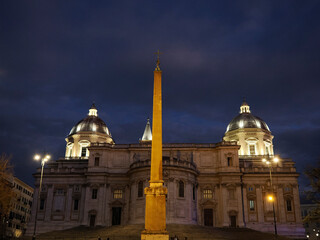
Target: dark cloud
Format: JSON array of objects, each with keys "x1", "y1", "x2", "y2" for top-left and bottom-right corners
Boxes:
[{"x1": 0, "y1": 0, "x2": 320, "y2": 187}]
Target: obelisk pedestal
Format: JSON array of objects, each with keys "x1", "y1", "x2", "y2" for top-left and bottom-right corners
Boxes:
[{"x1": 141, "y1": 55, "x2": 169, "y2": 240}]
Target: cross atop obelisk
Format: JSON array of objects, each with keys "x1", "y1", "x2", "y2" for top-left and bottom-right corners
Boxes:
[
  {"x1": 141, "y1": 53, "x2": 169, "y2": 240},
  {"x1": 154, "y1": 49, "x2": 162, "y2": 71}
]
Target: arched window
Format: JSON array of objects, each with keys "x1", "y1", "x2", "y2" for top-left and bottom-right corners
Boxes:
[
  {"x1": 178, "y1": 180, "x2": 184, "y2": 198},
  {"x1": 138, "y1": 181, "x2": 144, "y2": 198}
]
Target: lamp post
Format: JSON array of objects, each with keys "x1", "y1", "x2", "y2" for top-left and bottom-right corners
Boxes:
[
  {"x1": 32, "y1": 154, "x2": 50, "y2": 240},
  {"x1": 262, "y1": 156, "x2": 279, "y2": 238}
]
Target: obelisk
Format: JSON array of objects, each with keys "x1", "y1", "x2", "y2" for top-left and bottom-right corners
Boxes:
[{"x1": 141, "y1": 52, "x2": 169, "y2": 240}]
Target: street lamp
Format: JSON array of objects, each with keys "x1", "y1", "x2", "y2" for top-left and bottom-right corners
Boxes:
[
  {"x1": 32, "y1": 154, "x2": 50, "y2": 240},
  {"x1": 262, "y1": 156, "x2": 279, "y2": 238},
  {"x1": 267, "y1": 194, "x2": 277, "y2": 237}
]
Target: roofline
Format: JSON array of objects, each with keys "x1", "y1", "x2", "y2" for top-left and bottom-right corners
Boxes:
[{"x1": 13, "y1": 176, "x2": 34, "y2": 190}]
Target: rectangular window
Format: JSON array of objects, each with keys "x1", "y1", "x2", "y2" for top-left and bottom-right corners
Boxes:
[
  {"x1": 113, "y1": 189, "x2": 123, "y2": 199},
  {"x1": 94, "y1": 157, "x2": 100, "y2": 166},
  {"x1": 178, "y1": 181, "x2": 184, "y2": 198},
  {"x1": 284, "y1": 187, "x2": 291, "y2": 192},
  {"x1": 265, "y1": 146, "x2": 270, "y2": 155},
  {"x1": 193, "y1": 185, "x2": 195, "y2": 201},
  {"x1": 74, "y1": 199, "x2": 79, "y2": 211},
  {"x1": 74, "y1": 185, "x2": 80, "y2": 192},
  {"x1": 92, "y1": 189, "x2": 98, "y2": 199},
  {"x1": 56, "y1": 189, "x2": 64, "y2": 195},
  {"x1": 138, "y1": 181, "x2": 143, "y2": 198},
  {"x1": 81, "y1": 147, "x2": 87, "y2": 157},
  {"x1": 249, "y1": 145, "x2": 256, "y2": 155},
  {"x1": 39, "y1": 199, "x2": 45, "y2": 210},
  {"x1": 249, "y1": 200, "x2": 255, "y2": 211},
  {"x1": 286, "y1": 200, "x2": 292, "y2": 212},
  {"x1": 227, "y1": 157, "x2": 232, "y2": 166},
  {"x1": 203, "y1": 189, "x2": 213, "y2": 199}
]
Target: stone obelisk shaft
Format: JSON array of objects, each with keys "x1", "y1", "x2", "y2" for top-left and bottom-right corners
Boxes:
[
  {"x1": 141, "y1": 62, "x2": 168, "y2": 240},
  {"x1": 150, "y1": 69, "x2": 163, "y2": 182}
]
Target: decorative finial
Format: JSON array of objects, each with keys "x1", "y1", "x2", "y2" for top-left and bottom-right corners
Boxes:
[
  {"x1": 154, "y1": 49, "x2": 162, "y2": 70},
  {"x1": 90, "y1": 102, "x2": 97, "y2": 110}
]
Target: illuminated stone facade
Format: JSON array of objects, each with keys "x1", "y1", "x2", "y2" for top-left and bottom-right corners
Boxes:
[
  {"x1": 26, "y1": 103, "x2": 304, "y2": 239},
  {"x1": 7, "y1": 177, "x2": 34, "y2": 238}
]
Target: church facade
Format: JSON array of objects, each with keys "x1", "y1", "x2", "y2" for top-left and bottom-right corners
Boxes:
[{"x1": 27, "y1": 102, "x2": 304, "y2": 238}]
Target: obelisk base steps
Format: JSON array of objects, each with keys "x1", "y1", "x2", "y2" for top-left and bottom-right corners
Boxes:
[{"x1": 141, "y1": 231, "x2": 169, "y2": 240}]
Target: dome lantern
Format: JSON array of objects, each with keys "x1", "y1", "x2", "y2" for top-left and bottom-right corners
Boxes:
[
  {"x1": 240, "y1": 100, "x2": 251, "y2": 113},
  {"x1": 88, "y1": 103, "x2": 98, "y2": 116}
]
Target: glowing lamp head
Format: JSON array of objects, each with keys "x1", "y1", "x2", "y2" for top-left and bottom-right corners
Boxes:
[
  {"x1": 268, "y1": 195, "x2": 274, "y2": 202},
  {"x1": 273, "y1": 157, "x2": 279, "y2": 163},
  {"x1": 266, "y1": 161, "x2": 270, "y2": 165},
  {"x1": 45, "y1": 155, "x2": 51, "y2": 160},
  {"x1": 34, "y1": 154, "x2": 41, "y2": 161},
  {"x1": 262, "y1": 158, "x2": 266, "y2": 162}
]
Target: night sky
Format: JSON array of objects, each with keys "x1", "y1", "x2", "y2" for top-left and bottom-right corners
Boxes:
[{"x1": 1, "y1": 1, "x2": 320, "y2": 188}]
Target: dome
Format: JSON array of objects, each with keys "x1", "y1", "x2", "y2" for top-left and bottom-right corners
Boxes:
[
  {"x1": 225, "y1": 101, "x2": 270, "y2": 133},
  {"x1": 68, "y1": 104, "x2": 112, "y2": 137}
]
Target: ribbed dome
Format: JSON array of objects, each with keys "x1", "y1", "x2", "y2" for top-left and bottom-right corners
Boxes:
[
  {"x1": 225, "y1": 101, "x2": 270, "y2": 133},
  {"x1": 68, "y1": 104, "x2": 112, "y2": 137}
]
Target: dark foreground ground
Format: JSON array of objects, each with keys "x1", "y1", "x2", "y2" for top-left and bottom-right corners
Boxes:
[{"x1": 22, "y1": 224, "x2": 294, "y2": 240}]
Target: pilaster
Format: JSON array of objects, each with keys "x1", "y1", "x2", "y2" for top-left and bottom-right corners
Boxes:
[
  {"x1": 277, "y1": 187, "x2": 285, "y2": 223},
  {"x1": 64, "y1": 186, "x2": 73, "y2": 221},
  {"x1": 44, "y1": 186, "x2": 53, "y2": 221},
  {"x1": 256, "y1": 187, "x2": 264, "y2": 223}
]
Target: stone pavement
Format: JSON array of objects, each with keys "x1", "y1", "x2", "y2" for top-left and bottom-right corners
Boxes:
[{"x1": 22, "y1": 224, "x2": 291, "y2": 240}]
